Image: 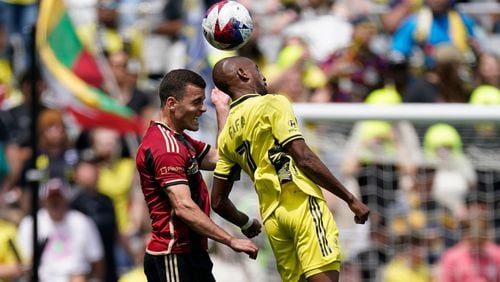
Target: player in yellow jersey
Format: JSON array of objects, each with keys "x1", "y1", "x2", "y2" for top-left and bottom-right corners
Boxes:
[{"x1": 210, "y1": 56, "x2": 370, "y2": 282}]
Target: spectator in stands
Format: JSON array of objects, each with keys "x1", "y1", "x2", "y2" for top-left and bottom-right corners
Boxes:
[
  {"x1": 1, "y1": 70, "x2": 46, "y2": 192},
  {"x1": 422, "y1": 123, "x2": 477, "y2": 219},
  {"x1": 89, "y1": 127, "x2": 137, "y2": 273},
  {"x1": 117, "y1": 232, "x2": 149, "y2": 282},
  {"x1": 90, "y1": 127, "x2": 136, "y2": 236},
  {"x1": 0, "y1": 0, "x2": 38, "y2": 75},
  {"x1": 381, "y1": 0, "x2": 423, "y2": 34},
  {"x1": 264, "y1": 35, "x2": 328, "y2": 102},
  {"x1": 70, "y1": 160, "x2": 119, "y2": 282},
  {"x1": 319, "y1": 15, "x2": 387, "y2": 103},
  {"x1": 107, "y1": 50, "x2": 155, "y2": 131},
  {"x1": 0, "y1": 118, "x2": 9, "y2": 191},
  {"x1": 466, "y1": 84, "x2": 500, "y2": 244},
  {"x1": 475, "y1": 52, "x2": 499, "y2": 88},
  {"x1": 438, "y1": 204, "x2": 500, "y2": 282},
  {"x1": 341, "y1": 88, "x2": 420, "y2": 227},
  {"x1": 403, "y1": 44, "x2": 472, "y2": 103},
  {"x1": 383, "y1": 234, "x2": 431, "y2": 282},
  {"x1": 281, "y1": 0, "x2": 353, "y2": 63},
  {"x1": 355, "y1": 226, "x2": 391, "y2": 282},
  {"x1": 390, "y1": 0, "x2": 478, "y2": 72},
  {"x1": 17, "y1": 178, "x2": 105, "y2": 282},
  {"x1": 34, "y1": 109, "x2": 79, "y2": 183},
  {"x1": 142, "y1": 0, "x2": 185, "y2": 79},
  {"x1": 96, "y1": 0, "x2": 123, "y2": 55}
]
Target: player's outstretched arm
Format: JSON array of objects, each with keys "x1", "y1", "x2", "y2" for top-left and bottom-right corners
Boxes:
[
  {"x1": 285, "y1": 139, "x2": 370, "y2": 224},
  {"x1": 166, "y1": 183, "x2": 258, "y2": 259},
  {"x1": 211, "y1": 177, "x2": 262, "y2": 238},
  {"x1": 211, "y1": 87, "x2": 231, "y2": 143},
  {"x1": 199, "y1": 88, "x2": 232, "y2": 171}
]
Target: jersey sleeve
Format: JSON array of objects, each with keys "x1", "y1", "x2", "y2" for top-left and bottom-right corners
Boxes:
[
  {"x1": 214, "y1": 150, "x2": 241, "y2": 182},
  {"x1": 184, "y1": 134, "x2": 210, "y2": 161},
  {"x1": 267, "y1": 95, "x2": 303, "y2": 147},
  {"x1": 154, "y1": 150, "x2": 189, "y2": 188}
]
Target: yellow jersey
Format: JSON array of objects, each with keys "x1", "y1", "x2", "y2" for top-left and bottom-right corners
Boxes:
[
  {"x1": 214, "y1": 94, "x2": 325, "y2": 221},
  {"x1": 98, "y1": 158, "x2": 135, "y2": 233},
  {"x1": 0, "y1": 219, "x2": 21, "y2": 282}
]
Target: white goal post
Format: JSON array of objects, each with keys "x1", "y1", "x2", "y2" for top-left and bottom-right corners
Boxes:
[{"x1": 293, "y1": 103, "x2": 500, "y2": 123}]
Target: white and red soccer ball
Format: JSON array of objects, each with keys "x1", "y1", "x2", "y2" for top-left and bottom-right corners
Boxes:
[{"x1": 202, "y1": 0, "x2": 253, "y2": 51}]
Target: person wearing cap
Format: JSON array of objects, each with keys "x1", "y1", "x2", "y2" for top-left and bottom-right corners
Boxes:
[
  {"x1": 17, "y1": 178, "x2": 105, "y2": 282},
  {"x1": 467, "y1": 68, "x2": 500, "y2": 244},
  {"x1": 341, "y1": 88, "x2": 420, "y2": 230},
  {"x1": 70, "y1": 160, "x2": 119, "y2": 282},
  {"x1": 423, "y1": 123, "x2": 477, "y2": 220}
]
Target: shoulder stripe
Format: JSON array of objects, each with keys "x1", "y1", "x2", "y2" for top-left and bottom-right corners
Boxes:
[
  {"x1": 157, "y1": 125, "x2": 180, "y2": 153},
  {"x1": 280, "y1": 134, "x2": 303, "y2": 147}
]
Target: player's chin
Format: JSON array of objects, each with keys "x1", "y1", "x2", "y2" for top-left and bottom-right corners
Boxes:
[
  {"x1": 188, "y1": 121, "x2": 200, "y2": 131},
  {"x1": 188, "y1": 124, "x2": 200, "y2": 131}
]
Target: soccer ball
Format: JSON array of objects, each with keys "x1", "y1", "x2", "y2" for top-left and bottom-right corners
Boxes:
[{"x1": 202, "y1": 1, "x2": 253, "y2": 51}]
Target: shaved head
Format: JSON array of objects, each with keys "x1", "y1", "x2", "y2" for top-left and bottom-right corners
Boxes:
[{"x1": 212, "y1": 56, "x2": 267, "y2": 99}]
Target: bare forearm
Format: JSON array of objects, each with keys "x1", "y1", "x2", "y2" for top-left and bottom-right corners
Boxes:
[
  {"x1": 296, "y1": 151, "x2": 355, "y2": 204},
  {"x1": 175, "y1": 204, "x2": 233, "y2": 245},
  {"x1": 212, "y1": 198, "x2": 249, "y2": 228},
  {"x1": 381, "y1": 2, "x2": 412, "y2": 33},
  {"x1": 0, "y1": 264, "x2": 24, "y2": 279},
  {"x1": 89, "y1": 260, "x2": 104, "y2": 282}
]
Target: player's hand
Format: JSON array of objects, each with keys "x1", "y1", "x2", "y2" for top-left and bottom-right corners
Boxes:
[
  {"x1": 229, "y1": 238, "x2": 259, "y2": 260},
  {"x1": 349, "y1": 199, "x2": 370, "y2": 224},
  {"x1": 211, "y1": 87, "x2": 231, "y2": 108},
  {"x1": 242, "y1": 219, "x2": 262, "y2": 238}
]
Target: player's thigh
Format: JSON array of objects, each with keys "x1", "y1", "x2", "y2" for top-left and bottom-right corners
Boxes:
[
  {"x1": 143, "y1": 251, "x2": 215, "y2": 282},
  {"x1": 292, "y1": 194, "x2": 341, "y2": 278},
  {"x1": 264, "y1": 212, "x2": 304, "y2": 282},
  {"x1": 144, "y1": 253, "x2": 167, "y2": 282}
]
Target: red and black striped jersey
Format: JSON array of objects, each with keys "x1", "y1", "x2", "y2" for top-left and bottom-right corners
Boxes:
[{"x1": 136, "y1": 121, "x2": 210, "y2": 254}]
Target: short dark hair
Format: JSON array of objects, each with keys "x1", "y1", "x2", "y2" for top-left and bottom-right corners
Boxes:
[{"x1": 158, "y1": 69, "x2": 206, "y2": 107}]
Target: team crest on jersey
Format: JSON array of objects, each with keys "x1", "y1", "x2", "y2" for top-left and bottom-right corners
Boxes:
[{"x1": 186, "y1": 159, "x2": 199, "y2": 175}]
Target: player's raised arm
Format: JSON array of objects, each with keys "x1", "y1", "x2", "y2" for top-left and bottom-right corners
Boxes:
[{"x1": 285, "y1": 138, "x2": 370, "y2": 224}]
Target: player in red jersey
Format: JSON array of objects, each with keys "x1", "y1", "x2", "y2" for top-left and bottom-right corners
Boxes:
[{"x1": 136, "y1": 69, "x2": 258, "y2": 282}]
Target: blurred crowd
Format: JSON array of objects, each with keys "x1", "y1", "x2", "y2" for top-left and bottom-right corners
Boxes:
[{"x1": 0, "y1": 0, "x2": 500, "y2": 281}]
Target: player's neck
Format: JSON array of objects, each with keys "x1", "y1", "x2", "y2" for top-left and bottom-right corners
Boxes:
[{"x1": 155, "y1": 111, "x2": 181, "y2": 133}]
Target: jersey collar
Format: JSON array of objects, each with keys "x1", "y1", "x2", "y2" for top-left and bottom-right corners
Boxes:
[
  {"x1": 230, "y1": 94, "x2": 260, "y2": 109},
  {"x1": 153, "y1": 120, "x2": 183, "y2": 137}
]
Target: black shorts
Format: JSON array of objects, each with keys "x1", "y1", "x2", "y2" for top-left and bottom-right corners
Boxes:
[{"x1": 144, "y1": 250, "x2": 216, "y2": 282}]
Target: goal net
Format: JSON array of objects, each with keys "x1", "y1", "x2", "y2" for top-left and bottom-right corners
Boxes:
[{"x1": 293, "y1": 103, "x2": 500, "y2": 282}]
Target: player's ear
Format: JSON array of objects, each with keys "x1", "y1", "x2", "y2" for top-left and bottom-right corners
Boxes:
[
  {"x1": 236, "y1": 68, "x2": 250, "y2": 82},
  {"x1": 166, "y1": 96, "x2": 177, "y2": 110}
]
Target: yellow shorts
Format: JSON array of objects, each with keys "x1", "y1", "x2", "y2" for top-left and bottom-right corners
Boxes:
[{"x1": 264, "y1": 182, "x2": 341, "y2": 282}]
